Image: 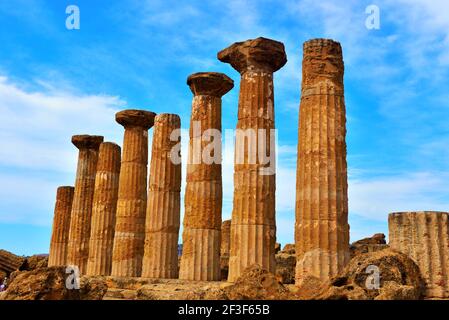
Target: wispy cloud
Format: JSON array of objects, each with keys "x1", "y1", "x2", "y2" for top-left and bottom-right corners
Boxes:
[
  {"x1": 349, "y1": 171, "x2": 449, "y2": 222},
  {"x1": 0, "y1": 75, "x2": 126, "y2": 225}
]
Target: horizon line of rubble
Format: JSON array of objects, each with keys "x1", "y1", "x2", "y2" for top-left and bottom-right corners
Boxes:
[{"x1": 47, "y1": 37, "x2": 449, "y2": 299}]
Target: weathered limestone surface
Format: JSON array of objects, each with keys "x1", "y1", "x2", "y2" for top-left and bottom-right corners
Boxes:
[
  {"x1": 295, "y1": 39, "x2": 350, "y2": 286},
  {"x1": 86, "y1": 142, "x2": 121, "y2": 276},
  {"x1": 220, "y1": 219, "x2": 232, "y2": 281},
  {"x1": 48, "y1": 186, "x2": 75, "y2": 267},
  {"x1": 218, "y1": 37, "x2": 287, "y2": 282},
  {"x1": 179, "y1": 72, "x2": 233, "y2": 281},
  {"x1": 142, "y1": 113, "x2": 181, "y2": 279},
  {"x1": 350, "y1": 233, "x2": 388, "y2": 258},
  {"x1": 112, "y1": 109, "x2": 156, "y2": 277},
  {"x1": 389, "y1": 211, "x2": 449, "y2": 298},
  {"x1": 0, "y1": 250, "x2": 25, "y2": 276},
  {"x1": 67, "y1": 135, "x2": 104, "y2": 274},
  {"x1": 220, "y1": 219, "x2": 231, "y2": 257}
]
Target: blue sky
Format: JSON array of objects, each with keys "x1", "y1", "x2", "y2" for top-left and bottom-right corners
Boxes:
[{"x1": 1, "y1": 0, "x2": 449, "y2": 255}]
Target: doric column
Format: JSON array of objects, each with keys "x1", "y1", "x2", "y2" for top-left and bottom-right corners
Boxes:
[
  {"x1": 218, "y1": 37, "x2": 287, "y2": 282},
  {"x1": 67, "y1": 135, "x2": 104, "y2": 274},
  {"x1": 86, "y1": 142, "x2": 121, "y2": 276},
  {"x1": 295, "y1": 39, "x2": 350, "y2": 286},
  {"x1": 389, "y1": 211, "x2": 449, "y2": 298},
  {"x1": 179, "y1": 72, "x2": 233, "y2": 281},
  {"x1": 48, "y1": 186, "x2": 75, "y2": 267},
  {"x1": 111, "y1": 109, "x2": 156, "y2": 277},
  {"x1": 142, "y1": 113, "x2": 181, "y2": 279}
]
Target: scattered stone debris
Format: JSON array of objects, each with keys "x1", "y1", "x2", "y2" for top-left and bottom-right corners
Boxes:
[
  {"x1": 275, "y1": 245, "x2": 296, "y2": 284},
  {"x1": 350, "y1": 233, "x2": 389, "y2": 258},
  {"x1": 298, "y1": 249, "x2": 425, "y2": 300},
  {"x1": 223, "y1": 265, "x2": 291, "y2": 300},
  {"x1": 0, "y1": 267, "x2": 107, "y2": 300},
  {"x1": 0, "y1": 249, "x2": 25, "y2": 277}
]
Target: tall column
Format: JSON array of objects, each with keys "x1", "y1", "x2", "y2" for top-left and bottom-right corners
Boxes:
[
  {"x1": 218, "y1": 37, "x2": 287, "y2": 282},
  {"x1": 389, "y1": 211, "x2": 449, "y2": 299},
  {"x1": 67, "y1": 135, "x2": 104, "y2": 274},
  {"x1": 86, "y1": 142, "x2": 121, "y2": 276},
  {"x1": 142, "y1": 113, "x2": 181, "y2": 279},
  {"x1": 111, "y1": 109, "x2": 156, "y2": 277},
  {"x1": 295, "y1": 39, "x2": 350, "y2": 286},
  {"x1": 48, "y1": 186, "x2": 75, "y2": 267},
  {"x1": 179, "y1": 72, "x2": 233, "y2": 281}
]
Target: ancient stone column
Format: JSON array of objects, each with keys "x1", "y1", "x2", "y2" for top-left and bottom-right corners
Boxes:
[
  {"x1": 142, "y1": 113, "x2": 181, "y2": 279},
  {"x1": 48, "y1": 186, "x2": 75, "y2": 267},
  {"x1": 219, "y1": 219, "x2": 232, "y2": 281},
  {"x1": 179, "y1": 73, "x2": 233, "y2": 281},
  {"x1": 389, "y1": 211, "x2": 449, "y2": 298},
  {"x1": 218, "y1": 38, "x2": 287, "y2": 282},
  {"x1": 111, "y1": 109, "x2": 156, "y2": 277},
  {"x1": 295, "y1": 39, "x2": 350, "y2": 286},
  {"x1": 220, "y1": 219, "x2": 231, "y2": 257},
  {"x1": 86, "y1": 142, "x2": 121, "y2": 276},
  {"x1": 67, "y1": 135, "x2": 103, "y2": 274}
]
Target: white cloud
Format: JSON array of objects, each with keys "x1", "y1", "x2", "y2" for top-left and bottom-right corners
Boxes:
[
  {"x1": 0, "y1": 76, "x2": 126, "y2": 172},
  {"x1": 349, "y1": 171, "x2": 449, "y2": 222},
  {"x1": 0, "y1": 75, "x2": 126, "y2": 224}
]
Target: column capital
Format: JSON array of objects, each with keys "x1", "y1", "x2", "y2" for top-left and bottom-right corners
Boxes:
[
  {"x1": 187, "y1": 72, "x2": 234, "y2": 97},
  {"x1": 155, "y1": 113, "x2": 181, "y2": 126},
  {"x1": 218, "y1": 37, "x2": 287, "y2": 74},
  {"x1": 71, "y1": 135, "x2": 104, "y2": 150},
  {"x1": 302, "y1": 38, "x2": 344, "y2": 87},
  {"x1": 115, "y1": 109, "x2": 156, "y2": 129}
]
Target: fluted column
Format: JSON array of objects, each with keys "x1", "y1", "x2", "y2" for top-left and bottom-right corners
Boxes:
[
  {"x1": 111, "y1": 109, "x2": 156, "y2": 277},
  {"x1": 48, "y1": 186, "x2": 75, "y2": 267},
  {"x1": 86, "y1": 142, "x2": 121, "y2": 276},
  {"x1": 67, "y1": 135, "x2": 104, "y2": 274},
  {"x1": 218, "y1": 37, "x2": 287, "y2": 282},
  {"x1": 142, "y1": 113, "x2": 181, "y2": 279},
  {"x1": 295, "y1": 39, "x2": 350, "y2": 286},
  {"x1": 389, "y1": 211, "x2": 449, "y2": 298},
  {"x1": 179, "y1": 72, "x2": 233, "y2": 281}
]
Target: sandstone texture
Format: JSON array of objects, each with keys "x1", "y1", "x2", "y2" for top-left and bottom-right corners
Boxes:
[
  {"x1": 180, "y1": 73, "x2": 233, "y2": 281},
  {"x1": 295, "y1": 39, "x2": 350, "y2": 286},
  {"x1": 389, "y1": 211, "x2": 449, "y2": 299},
  {"x1": 218, "y1": 37, "x2": 287, "y2": 282},
  {"x1": 67, "y1": 135, "x2": 103, "y2": 274},
  {"x1": 350, "y1": 233, "x2": 389, "y2": 258},
  {"x1": 220, "y1": 219, "x2": 231, "y2": 280},
  {"x1": 103, "y1": 265, "x2": 290, "y2": 300},
  {"x1": 298, "y1": 249, "x2": 425, "y2": 300},
  {"x1": 0, "y1": 249, "x2": 25, "y2": 276},
  {"x1": 86, "y1": 142, "x2": 121, "y2": 276},
  {"x1": 282, "y1": 244, "x2": 295, "y2": 255},
  {"x1": 275, "y1": 250, "x2": 296, "y2": 284},
  {"x1": 220, "y1": 219, "x2": 231, "y2": 257},
  {"x1": 112, "y1": 109, "x2": 156, "y2": 277},
  {"x1": 20, "y1": 255, "x2": 48, "y2": 271},
  {"x1": 0, "y1": 267, "x2": 107, "y2": 300},
  {"x1": 142, "y1": 113, "x2": 181, "y2": 279},
  {"x1": 48, "y1": 186, "x2": 74, "y2": 267},
  {"x1": 222, "y1": 265, "x2": 291, "y2": 300}
]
